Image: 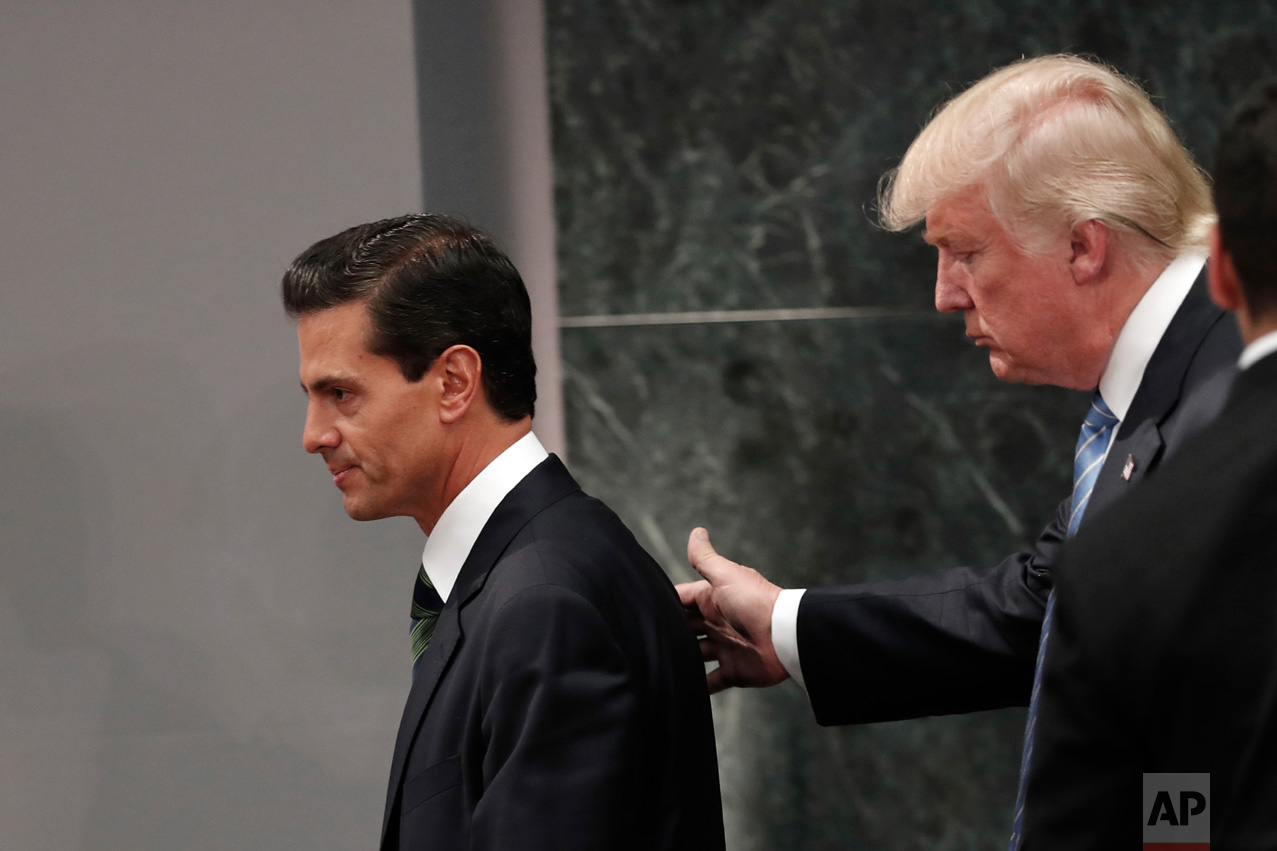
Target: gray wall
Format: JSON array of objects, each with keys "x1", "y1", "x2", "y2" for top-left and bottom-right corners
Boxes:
[
  {"x1": 412, "y1": 0, "x2": 564, "y2": 456},
  {"x1": 0, "y1": 3, "x2": 427, "y2": 849}
]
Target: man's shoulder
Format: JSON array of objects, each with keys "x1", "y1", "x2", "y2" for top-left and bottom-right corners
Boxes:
[
  {"x1": 481, "y1": 488, "x2": 673, "y2": 608},
  {"x1": 1146, "y1": 291, "x2": 1239, "y2": 413},
  {"x1": 468, "y1": 490, "x2": 697, "y2": 681},
  {"x1": 1064, "y1": 390, "x2": 1277, "y2": 615},
  {"x1": 1171, "y1": 306, "x2": 1242, "y2": 424}
]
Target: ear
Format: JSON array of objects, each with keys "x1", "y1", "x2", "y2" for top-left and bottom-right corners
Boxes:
[
  {"x1": 435, "y1": 345, "x2": 483, "y2": 424},
  {"x1": 1208, "y1": 225, "x2": 1246, "y2": 313},
  {"x1": 1068, "y1": 219, "x2": 1108, "y2": 284}
]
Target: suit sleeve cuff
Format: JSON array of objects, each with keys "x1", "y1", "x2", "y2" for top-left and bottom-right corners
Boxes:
[{"x1": 771, "y1": 588, "x2": 807, "y2": 691}]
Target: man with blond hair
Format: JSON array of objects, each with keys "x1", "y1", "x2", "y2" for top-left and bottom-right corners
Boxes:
[
  {"x1": 1026, "y1": 77, "x2": 1277, "y2": 849},
  {"x1": 678, "y1": 54, "x2": 1241, "y2": 845}
]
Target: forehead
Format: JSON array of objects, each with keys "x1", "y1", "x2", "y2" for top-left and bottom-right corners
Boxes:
[
  {"x1": 922, "y1": 187, "x2": 1002, "y2": 245},
  {"x1": 297, "y1": 302, "x2": 386, "y2": 382}
]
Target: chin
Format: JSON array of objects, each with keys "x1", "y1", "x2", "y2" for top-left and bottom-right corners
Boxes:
[
  {"x1": 987, "y1": 354, "x2": 1024, "y2": 384},
  {"x1": 342, "y1": 497, "x2": 387, "y2": 522},
  {"x1": 989, "y1": 356, "x2": 1076, "y2": 389}
]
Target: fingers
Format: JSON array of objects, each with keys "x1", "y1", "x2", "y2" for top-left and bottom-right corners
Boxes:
[
  {"x1": 698, "y1": 636, "x2": 720, "y2": 663},
  {"x1": 675, "y1": 578, "x2": 709, "y2": 608},
  {"x1": 684, "y1": 608, "x2": 707, "y2": 634},
  {"x1": 677, "y1": 579, "x2": 710, "y2": 635},
  {"x1": 686, "y1": 527, "x2": 714, "y2": 567},
  {"x1": 686, "y1": 526, "x2": 737, "y2": 585},
  {"x1": 705, "y1": 665, "x2": 728, "y2": 695}
]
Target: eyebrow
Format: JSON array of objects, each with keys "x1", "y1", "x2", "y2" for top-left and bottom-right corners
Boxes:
[
  {"x1": 301, "y1": 376, "x2": 344, "y2": 396},
  {"x1": 922, "y1": 229, "x2": 978, "y2": 250}
]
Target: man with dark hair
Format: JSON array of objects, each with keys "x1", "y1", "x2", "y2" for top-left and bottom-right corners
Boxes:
[
  {"x1": 1023, "y1": 79, "x2": 1277, "y2": 847},
  {"x1": 284, "y1": 214, "x2": 725, "y2": 851}
]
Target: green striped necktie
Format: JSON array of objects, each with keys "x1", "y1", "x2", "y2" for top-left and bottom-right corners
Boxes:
[{"x1": 410, "y1": 564, "x2": 443, "y2": 671}]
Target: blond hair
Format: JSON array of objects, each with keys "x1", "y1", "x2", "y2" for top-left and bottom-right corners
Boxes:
[{"x1": 878, "y1": 54, "x2": 1214, "y2": 260}]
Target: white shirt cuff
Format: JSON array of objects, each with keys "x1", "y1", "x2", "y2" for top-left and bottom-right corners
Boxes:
[{"x1": 771, "y1": 588, "x2": 807, "y2": 691}]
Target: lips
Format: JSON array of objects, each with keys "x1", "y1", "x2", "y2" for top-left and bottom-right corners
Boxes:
[{"x1": 328, "y1": 463, "x2": 358, "y2": 488}]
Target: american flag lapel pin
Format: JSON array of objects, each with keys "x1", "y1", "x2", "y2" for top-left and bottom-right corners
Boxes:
[{"x1": 1122, "y1": 454, "x2": 1136, "y2": 481}]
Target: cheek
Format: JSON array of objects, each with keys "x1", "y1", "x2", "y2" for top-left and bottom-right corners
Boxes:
[
  {"x1": 389, "y1": 418, "x2": 438, "y2": 472},
  {"x1": 972, "y1": 269, "x2": 1030, "y2": 326},
  {"x1": 966, "y1": 266, "x2": 1001, "y2": 305}
]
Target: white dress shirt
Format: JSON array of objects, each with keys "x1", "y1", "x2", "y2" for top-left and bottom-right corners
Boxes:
[
  {"x1": 772, "y1": 253, "x2": 1206, "y2": 689},
  {"x1": 420, "y1": 431, "x2": 549, "y2": 603},
  {"x1": 1239, "y1": 328, "x2": 1277, "y2": 370}
]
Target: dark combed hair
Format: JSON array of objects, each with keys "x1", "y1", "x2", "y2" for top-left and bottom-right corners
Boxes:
[
  {"x1": 1215, "y1": 78, "x2": 1277, "y2": 319},
  {"x1": 281, "y1": 214, "x2": 536, "y2": 420}
]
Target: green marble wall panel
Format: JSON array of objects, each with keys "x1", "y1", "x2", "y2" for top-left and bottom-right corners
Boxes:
[
  {"x1": 562, "y1": 320, "x2": 1077, "y2": 583},
  {"x1": 548, "y1": 1, "x2": 1277, "y2": 847},
  {"x1": 550, "y1": 0, "x2": 1277, "y2": 316},
  {"x1": 562, "y1": 317, "x2": 1078, "y2": 849}
]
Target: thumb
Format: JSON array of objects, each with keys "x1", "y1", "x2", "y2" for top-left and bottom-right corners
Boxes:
[{"x1": 687, "y1": 526, "x2": 733, "y2": 584}]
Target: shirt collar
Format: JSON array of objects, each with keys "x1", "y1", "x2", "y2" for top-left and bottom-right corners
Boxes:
[
  {"x1": 1239, "y1": 328, "x2": 1277, "y2": 370},
  {"x1": 420, "y1": 431, "x2": 549, "y2": 603},
  {"x1": 1098, "y1": 253, "x2": 1205, "y2": 421}
]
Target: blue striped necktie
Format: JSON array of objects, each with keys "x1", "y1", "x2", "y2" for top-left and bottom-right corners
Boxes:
[
  {"x1": 1009, "y1": 391, "x2": 1118, "y2": 849},
  {"x1": 410, "y1": 565, "x2": 444, "y2": 674}
]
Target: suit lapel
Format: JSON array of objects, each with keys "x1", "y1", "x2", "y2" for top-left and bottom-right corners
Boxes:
[
  {"x1": 447, "y1": 455, "x2": 580, "y2": 611},
  {"x1": 1089, "y1": 273, "x2": 1222, "y2": 518},
  {"x1": 379, "y1": 455, "x2": 581, "y2": 847},
  {"x1": 380, "y1": 601, "x2": 464, "y2": 844}
]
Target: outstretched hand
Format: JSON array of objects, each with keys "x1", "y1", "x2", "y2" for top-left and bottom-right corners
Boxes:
[{"x1": 676, "y1": 527, "x2": 789, "y2": 694}]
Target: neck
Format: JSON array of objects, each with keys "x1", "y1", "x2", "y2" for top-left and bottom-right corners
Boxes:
[
  {"x1": 1241, "y1": 312, "x2": 1277, "y2": 346},
  {"x1": 1073, "y1": 256, "x2": 1168, "y2": 390},
  {"x1": 415, "y1": 416, "x2": 533, "y2": 535},
  {"x1": 1106, "y1": 254, "x2": 1168, "y2": 337}
]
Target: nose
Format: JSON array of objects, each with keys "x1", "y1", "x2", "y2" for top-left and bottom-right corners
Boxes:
[
  {"x1": 934, "y1": 253, "x2": 975, "y2": 314},
  {"x1": 302, "y1": 403, "x2": 340, "y2": 454}
]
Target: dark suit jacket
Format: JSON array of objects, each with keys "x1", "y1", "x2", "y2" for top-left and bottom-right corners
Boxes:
[
  {"x1": 1023, "y1": 350, "x2": 1277, "y2": 850},
  {"x1": 795, "y1": 274, "x2": 1242, "y2": 725},
  {"x1": 380, "y1": 456, "x2": 725, "y2": 851}
]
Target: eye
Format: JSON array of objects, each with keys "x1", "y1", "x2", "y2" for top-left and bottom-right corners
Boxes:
[
  {"x1": 938, "y1": 247, "x2": 974, "y2": 268},
  {"x1": 332, "y1": 388, "x2": 350, "y2": 402}
]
